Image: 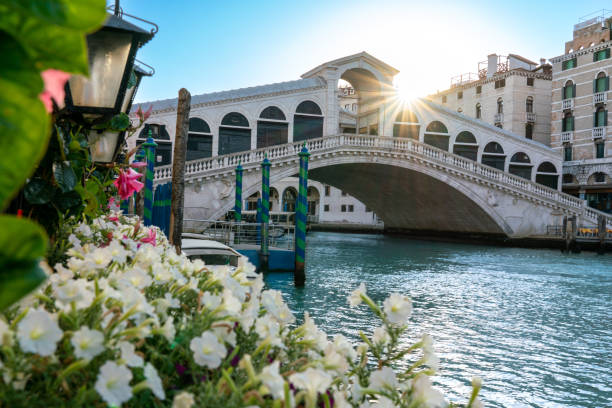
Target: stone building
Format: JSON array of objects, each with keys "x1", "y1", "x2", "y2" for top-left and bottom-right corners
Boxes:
[
  {"x1": 428, "y1": 54, "x2": 552, "y2": 146},
  {"x1": 550, "y1": 12, "x2": 612, "y2": 213}
]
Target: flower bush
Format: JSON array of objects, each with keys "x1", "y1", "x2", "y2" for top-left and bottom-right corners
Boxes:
[{"x1": 0, "y1": 213, "x2": 482, "y2": 407}]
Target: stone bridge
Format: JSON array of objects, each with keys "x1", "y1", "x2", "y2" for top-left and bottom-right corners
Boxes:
[{"x1": 153, "y1": 133, "x2": 612, "y2": 239}]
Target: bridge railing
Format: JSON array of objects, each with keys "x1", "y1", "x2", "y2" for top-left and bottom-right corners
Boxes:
[{"x1": 154, "y1": 133, "x2": 612, "y2": 227}]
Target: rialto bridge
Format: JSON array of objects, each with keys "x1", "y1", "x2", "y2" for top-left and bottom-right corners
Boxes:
[{"x1": 133, "y1": 52, "x2": 612, "y2": 238}]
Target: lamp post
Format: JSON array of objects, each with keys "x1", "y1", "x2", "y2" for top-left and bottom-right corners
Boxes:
[{"x1": 62, "y1": 7, "x2": 156, "y2": 163}]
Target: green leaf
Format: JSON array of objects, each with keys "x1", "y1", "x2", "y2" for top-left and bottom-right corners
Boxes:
[
  {"x1": 0, "y1": 79, "x2": 50, "y2": 210},
  {"x1": 0, "y1": 30, "x2": 43, "y2": 95},
  {"x1": 24, "y1": 178, "x2": 55, "y2": 205},
  {"x1": 53, "y1": 161, "x2": 77, "y2": 192},
  {"x1": 0, "y1": 215, "x2": 48, "y2": 311},
  {"x1": 127, "y1": 69, "x2": 137, "y2": 89},
  {"x1": 3, "y1": 0, "x2": 108, "y2": 32},
  {"x1": 55, "y1": 190, "x2": 82, "y2": 212},
  {"x1": 110, "y1": 113, "x2": 130, "y2": 131}
]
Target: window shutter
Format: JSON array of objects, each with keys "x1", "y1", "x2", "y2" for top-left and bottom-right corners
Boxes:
[
  {"x1": 562, "y1": 86, "x2": 566, "y2": 99},
  {"x1": 593, "y1": 79, "x2": 597, "y2": 94},
  {"x1": 573, "y1": 84, "x2": 576, "y2": 97},
  {"x1": 593, "y1": 51, "x2": 597, "y2": 62},
  {"x1": 605, "y1": 110, "x2": 609, "y2": 126},
  {"x1": 606, "y1": 76, "x2": 610, "y2": 91},
  {"x1": 569, "y1": 116, "x2": 574, "y2": 131},
  {"x1": 594, "y1": 112, "x2": 598, "y2": 127},
  {"x1": 606, "y1": 48, "x2": 611, "y2": 58}
]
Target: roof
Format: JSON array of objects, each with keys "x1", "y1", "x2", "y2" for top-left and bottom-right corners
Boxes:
[
  {"x1": 301, "y1": 51, "x2": 400, "y2": 78},
  {"x1": 132, "y1": 76, "x2": 326, "y2": 113},
  {"x1": 508, "y1": 53, "x2": 538, "y2": 66}
]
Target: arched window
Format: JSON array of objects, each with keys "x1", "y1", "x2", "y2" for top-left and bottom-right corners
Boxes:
[
  {"x1": 457, "y1": 107, "x2": 463, "y2": 113},
  {"x1": 423, "y1": 121, "x2": 449, "y2": 151},
  {"x1": 481, "y1": 142, "x2": 505, "y2": 170},
  {"x1": 392, "y1": 110, "x2": 419, "y2": 139},
  {"x1": 563, "y1": 80, "x2": 575, "y2": 99},
  {"x1": 562, "y1": 174, "x2": 575, "y2": 184},
  {"x1": 219, "y1": 112, "x2": 251, "y2": 155},
  {"x1": 525, "y1": 123, "x2": 533, "y2": 140},
  {"x1": 307, "y1": 186, "x2": 320, "y2": 216},
  {"x1": 282, "y1": 187, "x2": 298, "y2": 212},
  {"x1": 257, "y1": 106, "x2": 288, "y2": 148},
  {"x1": 452, "y1": 131, "x2": 478, "y2": 161},
  {"x1": 525, "y1": 96, "x2": 533, "y2": 113},
  {"x1": 475, "y1": 103, "x2": 481, "y2": 119},
  {"x1": 187, "y1": 118, "x2": 212, "y2": 160},
  {"x1": 509, "y1": 152, "x2": 532, "y2": 180},
  {"x1": 594, "y1": 106, "x2": 608, "y2": 128},
  {"x1": 246, "y1": 191, "x2": 260, "y2": 211},
  {"x1": 294, "y1": 101, "x2": 323, "y2": 142},
  {"x1": 562, "y1": 112, "x2": 574, "y2": 132},
  {"x1": 594, "y1": 72, "x2": 609, "y2": 93},
  {"x1": 535, "y1": 162, "x2": 559, "y2": 189},
  {"x1": 497, "y1": 98, "x2": 503, "y2": 114},
  {"x1": 269, "y1": 187, "x2": 279, "y2": 211},
  {"x1": 590, "y1": 172, "x2": 608, "y2": 184},
  {"x1": 137, "y1": 124, "x2": 172, "y2": 165}
]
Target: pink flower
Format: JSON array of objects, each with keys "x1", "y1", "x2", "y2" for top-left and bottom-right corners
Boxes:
[
  {"x1": 39, "y1": 69, "x2": 71, "y2": 113},
  {"x1": 140, "y1": 228, "x2": 156, "y2": 246},
  {"x1": 135, "y1": 105, "x2": 153, "y2": 122},
  {"x1": 113, "y1": 168, "x2": 143, "y2": 201}
]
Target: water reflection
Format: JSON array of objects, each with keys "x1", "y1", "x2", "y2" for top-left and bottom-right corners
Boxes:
[{"x1": 264, "y1": 232, "x2": 612, "y2": 408}]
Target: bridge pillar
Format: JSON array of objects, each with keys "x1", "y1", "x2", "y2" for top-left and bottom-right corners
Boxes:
[
  {"x1": 143, "y1": 132, "x2": 157, "y2": 226},
  {"x1": 295, "y1": 145, "x2": 310, "y2": 286}
]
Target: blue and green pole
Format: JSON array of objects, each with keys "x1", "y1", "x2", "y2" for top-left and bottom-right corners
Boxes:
[
  {"x1": 295, "y1": 144, "x2": 309, "y2": 286},
  {"x1": 143, "y1": 130, "x2": 157, "y2": 226},
  {"x1": 134, "y1": 148, "x2": 146, "y2": 218},
  {"x1": 234, "y1": 164, "x2": 243, "y2": 244},
  {"x1": 260, "y1": 156, "x2": 271, "y2": 271}
]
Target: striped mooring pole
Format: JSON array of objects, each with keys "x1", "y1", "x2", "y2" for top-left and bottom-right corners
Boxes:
[
  {"x1": 295, "y1": 144, "x2": 309, "y2": 286},
  {"x1": 234, "y1": 163, "x2": 243, "y2": 244},
  {"x1": 260, "y1": 156, "x2": 271, "y2": 271},
  {"x1": 142, "y1": 131, "x2": 157, "y2": 226}
]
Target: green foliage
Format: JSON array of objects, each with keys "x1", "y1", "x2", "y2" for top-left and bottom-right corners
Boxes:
[
  {"x1": 0, "y1": 215, "x2": 48, "y2": 310},
  {"x1": 0, "y1": 0, "x2": 107, "y2": 310}
]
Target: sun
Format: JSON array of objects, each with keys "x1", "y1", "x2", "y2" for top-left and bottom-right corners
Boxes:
[{"x1": 396, "y1": 85, "x2": 418, "y2": 104}]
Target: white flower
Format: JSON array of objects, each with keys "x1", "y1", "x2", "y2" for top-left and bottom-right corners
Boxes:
[
  {"x1": 75, "y1": 223, "x2": 92, "y2": 237},
  {"x1": 17, "y1": 309, "x2": 63, "y2": 356},
  {"x1": 372, "y1": 326, "x2": 390, "y2": 345},
  {"x1": 289, "y1": 367, "x2": 332, "y2": 398},
  {"x1": 259, "y1": 361, "x2": 285, "y2": 399},
  {"x1": 410, "y1": 374, "x2": 447, "y2": 407},
  {"x1": 369, "y1": 367, "x2": 398, "y2": 391},
  {"x1": 121, "y1": 267, "x2": 152, "y2": 289},
  {"x1": 172, "y1": 391, "x2": 195, "y2": 408},
  {"x1": 94, "y1": 361, "x2": 133, "y2": 406},
  {"x1": 372, "y1": 396, "x2": 395, "y2": 408},
  {"x1": 0, "y1": 318, "x2": 13, "y2": 347},
  {"x1": 201, "y1": 292, "x2": 221, "y2": 311},
  {"x1": 383, "y1": 293, "x2": 412, "y2": 325},
  {"x1": 261, "y1": 290, "x2": 295, "y2": 324},
  {"x1": 333, "y1": 390, "x2": 352, "y2": 408},
  {"x1": 159, "y1": 317, "x2": 176, "y2": 342},
  {"x1": 71, "y1": 326, "x2": 105, "y2": 361},
  {"x1": 86, "y1": 247, "x2": 112, "y2": 270},
  {"x1": 254, "y1": 314, "x2": 283, "y2": 348},
  {"x1": 144, "y1": 362, "x2": 165, "y2": 400},
  {"x1": 190, "y1": 331, "x2": 227, "y2": 368},
  {"x1": 118, "y1": 341, "x2": 143, "y2": 367},
  {"x1": 54, "y1": 279, "x2": 94, "y2": 311},
  {"x1": 221, "y1": 289, "x2": 242, "y2": 317},
  {"x1": 68, "y1": 233, "x2": 82, "y2": 250},
  {"x1": 107, "y1": 239, "x2": 128, "y2": 264},
  {"x1": 348, "y1": 283, "x2": 366, "y2": 307},
  {"x1": 333, "y1": 334, "x2": 356, "y2": 361}
]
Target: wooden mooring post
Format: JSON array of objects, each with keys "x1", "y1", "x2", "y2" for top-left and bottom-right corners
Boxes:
[
  {"x1": 169, "y1": 88, "x2": 191, "y2": 254},
  {"x1": 598, "y1": 215, "x2": 606, "y2": 254}
]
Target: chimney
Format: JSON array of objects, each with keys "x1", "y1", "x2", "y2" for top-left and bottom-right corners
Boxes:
[
  {"x1": 540, "y1": 58, "x2": 546, "y2": 65},
  {"x1": 487, "y1": 54, "x2": 498, "y2": 78}
]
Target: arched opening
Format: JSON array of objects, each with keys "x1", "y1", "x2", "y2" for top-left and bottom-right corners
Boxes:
[
  {"x1": 137, "y1": 124, "x2": 172, "y2": 166},
  {"x1": 246, "y1": 191, "x2": 260, "y2": 211},
  {"x1": 307, "y1": 186, "x2": 320, "y2": 218},
  {"x1": 338, "y1": 79, "x2": 358, "y2": 134},
  {"x1": 475, "y1": 103, "x2": 481, "y2": 119},
  {"x1": 453, "y1": 131, "x2": 478, "y2": 161},
  {"x1": 562, "y1": 174, "x2": 576, "y2": 184},
  {"x1": 187, "y1": 118, "x2": 212, "y2": 161},
  {"x1": 509, "y1": 152, "x2": 532, "y2": 180},
  {"x1": 594, "y1": 71, "x2": 609, "y2": 93},
  {"x1": 219, "y1": 112, "x2": 251, "y2": 155},
  {"x1": 589, "y1": 172, "x2": 608, "y2": 184},
  {"x1": 257, "y1": 106, "x2": 288, "y2": 148},
  {"x1": 497, "y1": 98, "x2": 503, "y2": 114},
  {"x1": 423, "y1": 121, "x2": 449, "y2": 151},
  {"x1": 294, "y1": 101, "x2": 323, "y2": 142},
  {"x1": 282, "y1": 187, "x2": 298, "y2": 212},
  {"x1": 340, "y1": 69, "x2": 381, "y2": 135},
  {"x1": 392, "y1": 109, "x2": 419, "y2": 139},
  {"x1": 481, "y1": 142, "x2": 505, "y2": 170},
  {"x1": 594, "y1": 106, "x2": 608, "y2": 128},
  {"x1": 535, "y1": 162, "x2": 559, "y2": 189},
  {"x1": 269, "y1": 187, "x2": 279, "y2": 211},
  {"x1": 563, "y1": 80, "x2": 575, "y2": 99}
]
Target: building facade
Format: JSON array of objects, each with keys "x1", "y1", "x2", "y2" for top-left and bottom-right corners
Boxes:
[
  {"x1": 550, "y1": 13, "x2": 612, "y2": 213},
  {"x1": 429, "y1": 54, "x2": 552, "y2": 146}
]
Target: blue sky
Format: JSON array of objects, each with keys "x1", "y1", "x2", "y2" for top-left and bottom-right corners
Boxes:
[{"x1": 117, "y1": 1, "x2": 609, "y2": 103}]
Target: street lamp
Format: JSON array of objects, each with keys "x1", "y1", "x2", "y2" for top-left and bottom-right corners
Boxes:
[{"x1": 63, "y1": 8, "x2": 156, "y2": 162}]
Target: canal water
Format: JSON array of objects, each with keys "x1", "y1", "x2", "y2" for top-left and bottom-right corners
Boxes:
[{"x1": 264, "y1": 232, "x2": 612, "y2": 408}]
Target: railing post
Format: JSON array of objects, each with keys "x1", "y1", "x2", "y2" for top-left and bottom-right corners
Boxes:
[
  {"x1": 234, "y1": 163, "x2": 243, "y2": 245},
  {"x1": 142, "y1": 131, "x2": 157, "y2": 226},
  {"x1": 294, "y1": 144, "x2": 310, "y2": 286},
  {"x1": 260, "y1": 156, "x2": 271, "y2": 271}
]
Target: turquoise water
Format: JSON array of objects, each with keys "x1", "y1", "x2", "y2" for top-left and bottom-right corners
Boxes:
[{"x1": 264, "y1": 232, "x2": 612, "y2": 408}]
